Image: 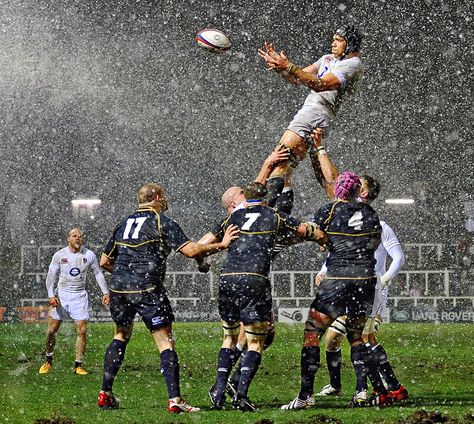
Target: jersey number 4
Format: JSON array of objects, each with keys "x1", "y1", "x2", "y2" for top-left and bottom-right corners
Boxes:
[
  {"x1": 241, "y1": 213, "x2": 260, "y2": 230},
  {"x1": 348, "y1": 211, "x2": 363, "y2": 231},
  {"x1": 123, "y1": 217, "x2": 147, "y2": 239}
]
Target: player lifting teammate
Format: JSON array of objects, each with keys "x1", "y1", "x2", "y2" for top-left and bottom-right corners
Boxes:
[
  {"x1": 204, "y1": 182, "x2": 327, "y2": 411},
  {"x1": 281, "y1": 171, "x2": 391, "y2": 410},
  {"x1": 97, "y1": 183, "x2": 239, "y2": 413},
  {"x1": 258, "y1": 25, "x2": 363, "y2": 210},
  {"x1": 310, "y1": 128, "x2": 409, "y2": 405}
]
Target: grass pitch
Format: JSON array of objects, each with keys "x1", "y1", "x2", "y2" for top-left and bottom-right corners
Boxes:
[{"x1": 0, "y1": 322, "x2": 473, "y2": 424}]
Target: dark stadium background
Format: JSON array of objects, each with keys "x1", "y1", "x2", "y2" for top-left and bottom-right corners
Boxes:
[{"x1": 0, "y1": 0, "x2": 472, "y2": 307}]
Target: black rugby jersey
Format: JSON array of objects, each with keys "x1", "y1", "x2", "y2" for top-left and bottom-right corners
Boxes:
[
  {"x1": 212, "y1": 203, "x2": 301, "y2": 277},
  {"x1": 103, "y1": 207, "x2": 190, "y2": 292},
  {"x1": 311, "y1": 200, "x2": 381, "y2": 278}
]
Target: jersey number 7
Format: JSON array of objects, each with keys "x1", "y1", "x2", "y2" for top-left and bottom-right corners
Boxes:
[{"x1": 241, "y1": 213, "x2": 260, "y2": 230}]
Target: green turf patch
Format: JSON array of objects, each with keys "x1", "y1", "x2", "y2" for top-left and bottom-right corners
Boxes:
[{"x1": 0, "y1": 322, "x2": 473, "y2": 424}]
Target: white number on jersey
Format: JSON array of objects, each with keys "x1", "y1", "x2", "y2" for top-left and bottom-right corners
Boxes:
[
  {"x1": 348, "y1": 211, "x2": 363, "y2": 231},
  {"x1": 241, "y1": 213, "x2": 261, "y2": 230},
  {"x1": 123, "y1": 217, "x2": 147, "y2": 239}
]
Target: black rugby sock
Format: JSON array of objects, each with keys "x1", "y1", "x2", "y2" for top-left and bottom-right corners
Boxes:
[
  {"x1": 266, "y1": 177, "x2": 285, "y2": 208},
  {"x1": 102, "y1": 339, "x2": 126, "y2": 392},
  {"x1": 160, "y1": 349, "x2": 181, "y2": 399},
  {"x1": 229, "y1": 346, "x2": 245, "y2": 389},
  {"x1": 215, "y1": 348, "x2": 235, "y2": 403},
  {"x1": 237, "y1": 350, "x2": 261, "y2": 398},
  {"x1": 326, "y1": 348, "x2": 342, "y2": 389},
  {"x1": 351, "y1": 344, "x2": 369, "y2": 393},
  {"x1": 299, "y1": 346, "x2": 320, "y2": 399},
  {"x1": 275, "y1": 188, "x2": 294, "y2": 215},
  {"x1": 372, "y1": 344, "x2": 400, "y2": 391},
  {"x1": 351, "y1": 343, "x2": 388, "y2": 394}
]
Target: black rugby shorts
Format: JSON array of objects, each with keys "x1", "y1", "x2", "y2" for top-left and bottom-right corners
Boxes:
[
  {"x1": 109, "y1": 289, "x2": 175, "y2": 331},
  {"x1": 311, "y1": 277, "x2": 376, "y2": 320},
  {"x1": 218, "y1": 275, "x2": 272, "y2": 325}
]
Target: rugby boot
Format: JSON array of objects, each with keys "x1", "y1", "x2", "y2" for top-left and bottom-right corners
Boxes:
[{"x1": 97, "y1": 391, "x2": 120, "y2": 409}]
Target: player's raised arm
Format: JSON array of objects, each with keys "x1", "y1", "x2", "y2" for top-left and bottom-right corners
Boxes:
[
  {"x1": 310, "y1": 128, "x2": 340, "y2": 200},
  {"x1": 254, "y1": 145, "x2": 290, "y2": 185},
  {"x1": 260, "y1": 46, "x2": 339, "y2": 92},
  {"x1": 258, "y1": 42, "x2": 319, "y2": 85}
]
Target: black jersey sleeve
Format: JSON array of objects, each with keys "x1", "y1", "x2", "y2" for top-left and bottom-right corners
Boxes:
[
  {"x1": 160, "y1": 215, "x2": 191, "y2": 252},
  {"x1": 210, "y1": 214, "x2": 232, "y2": 241},
  {"x1": 311, "y1": 202, "x2": 335, "y2": 230},
  {"x1": 277, "y1": 211, "x2": 301, "y2": 233},
  {"x1": 102, "y1": 222, "x2": 122, "y2": 260}
]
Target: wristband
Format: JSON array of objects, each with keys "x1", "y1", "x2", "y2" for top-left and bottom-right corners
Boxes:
[
  {"x1": 317, "y1": 148, "x2": 327, "y2": 155},
  {"x1": 286, "y1": 62, "x2": 299, "y2": 74}
]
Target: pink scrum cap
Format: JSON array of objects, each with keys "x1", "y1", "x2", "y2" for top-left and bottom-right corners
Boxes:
[{"x1": 335, "y1": 171, "x2": 361, "y2": 200}]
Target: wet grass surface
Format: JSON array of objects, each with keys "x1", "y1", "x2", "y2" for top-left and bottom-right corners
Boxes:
[{"x1": 0, "y1": 322, "x2": 473, "y2": 423}]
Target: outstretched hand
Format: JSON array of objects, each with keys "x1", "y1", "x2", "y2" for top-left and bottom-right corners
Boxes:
[
  {"x1": 258, "y1": 42, "x2": 290, "y2": 71},
  {"x1": 222, "y1": 224, "x2": 240, "y2": 247}
]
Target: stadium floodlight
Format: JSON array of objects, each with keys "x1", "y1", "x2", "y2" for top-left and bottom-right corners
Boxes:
[
  {"x1": 71, "y1": 198, "x2": 102, "y2": 208},
  {"x1": 71, "y1": 198, "x2": 102, "y2": 220},
  {"x1": 385, "y1": 198, "x2": 415, "y2": 205}
]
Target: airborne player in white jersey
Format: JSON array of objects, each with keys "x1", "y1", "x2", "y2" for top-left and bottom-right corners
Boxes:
[
  {"x1": 257, "y1": 25, "x2": 364, "y2": 211},
  {"x1": 310, "y1": 128, "x2": 409, "y2": 406},
  {"x1": 39, "y1": 228, "x2": 109, "y2": 375}
]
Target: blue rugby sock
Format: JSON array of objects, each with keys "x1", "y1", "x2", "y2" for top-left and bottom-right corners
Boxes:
[
  {"x1": 215, "y1": 348, "x2": 235, "y2": 403},
  {"x1": 326, "y1": 348, "x2": 342, "y2": 390}
]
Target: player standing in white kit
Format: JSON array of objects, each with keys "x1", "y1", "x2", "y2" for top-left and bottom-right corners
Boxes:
[{"x1": 39, "y1": 228, "x2": 109, "y2": 375}]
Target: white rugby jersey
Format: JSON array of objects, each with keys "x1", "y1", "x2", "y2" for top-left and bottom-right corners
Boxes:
[
  {"x1": 46, "y1": 246, "x2": 108, "y2": 296},
  {"x1": 304, "y1": 54, "x2": 363, "y2": 116}
]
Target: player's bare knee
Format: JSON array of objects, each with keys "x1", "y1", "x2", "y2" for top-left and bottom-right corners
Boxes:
[
  {"x1": 245, "y1": 322, "x2": 269, "y2": 351},
  {"x1": 346, "y1": 318, "x2": 366, "y2": 345},
  {"x1": 326, "y1": 332, "x2": 344, "y2": 351},
  {"x1": 221, "y1": 320, "x2": 240, "y2": 347}
]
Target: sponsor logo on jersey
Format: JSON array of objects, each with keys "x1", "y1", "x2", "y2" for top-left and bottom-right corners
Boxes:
[
  {"x1": 70, "y1": 267, "x2": 81, "y2": 277},
  {"x1": 61, "y1": 258, "x2": 69, "y2": 264}
]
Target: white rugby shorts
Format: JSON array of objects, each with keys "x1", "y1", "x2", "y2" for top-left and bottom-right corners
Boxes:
[
  {"x1": 49, "y1": 290, "x2": 89, "y2": 321},
  {"x1": 287, "y1": 104, "x2": 333, "y2": 139}
]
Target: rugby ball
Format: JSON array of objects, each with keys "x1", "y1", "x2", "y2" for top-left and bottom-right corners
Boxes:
[{"x1": 196, "y1": 28, "x2": 231, "y2": 52}]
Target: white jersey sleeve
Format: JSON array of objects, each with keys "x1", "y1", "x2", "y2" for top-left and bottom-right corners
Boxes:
[
  {"x1": 45, "y1": 252, "x2": 61, "y2": 297},
  {"x1": 303, "y1": 54, "x2": 363, "y2": 115},
  {"x1": 90, "y1": 254, "x2": 109, "y2": 295},
  {"x1": 380, "y1": 222, "x2": 405, "y2": 280}
]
